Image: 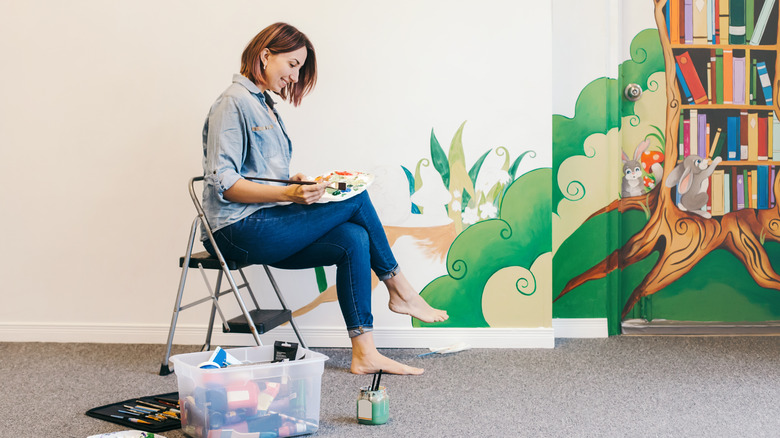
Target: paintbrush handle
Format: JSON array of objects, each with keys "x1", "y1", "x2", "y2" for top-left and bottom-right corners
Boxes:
[{"x1": 245, "y1": 176, "x2": 319, "y2": 185}]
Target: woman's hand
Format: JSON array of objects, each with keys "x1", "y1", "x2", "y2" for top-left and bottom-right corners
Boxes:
[
  {"x1": 223, "y1": 176, "x2": 325, "y2": 204},
  {"x1": 284, "y1": 181, "x2": 326, "y2": 204}
]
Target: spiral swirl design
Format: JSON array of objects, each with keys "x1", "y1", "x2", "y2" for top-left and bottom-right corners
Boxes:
[
  {"x1": 565, "y1": 180, "x2": 586, "y2": 201},
  {"x1": 632, "y1": 47, "x2": 648, "y2": 64},
  {"x1": 516, "y1": 272, "x2": 537, "y2": 296},
  {"x1": 450, "y1": 259, "x2": 467, "y2": 280}
]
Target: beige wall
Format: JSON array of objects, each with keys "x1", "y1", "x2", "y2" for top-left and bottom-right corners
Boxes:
[{"x1": 0, "y1": 0, "x2": 552, "y2": 346}]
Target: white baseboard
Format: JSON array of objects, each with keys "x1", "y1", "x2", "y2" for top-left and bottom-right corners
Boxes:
[
  {"x1": 552, "y1": 318, "x2": 608, "y2": 338},
  {"x1": 0, "y1": 322, "x2": 555, "y2": 348}
]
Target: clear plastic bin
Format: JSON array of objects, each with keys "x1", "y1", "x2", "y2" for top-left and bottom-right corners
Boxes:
[{"x1": 170, "y1": 345, "x2": 328, "y2": 438}]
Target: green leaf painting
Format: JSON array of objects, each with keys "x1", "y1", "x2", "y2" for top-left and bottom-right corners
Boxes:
[{"x1": 414, "y1": 168, "x2": 552, "y2": 327}]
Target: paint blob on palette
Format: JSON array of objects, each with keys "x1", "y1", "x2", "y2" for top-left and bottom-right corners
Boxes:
[{"x1": 315, "y1": 170, "x2": 375, "y2": 202}]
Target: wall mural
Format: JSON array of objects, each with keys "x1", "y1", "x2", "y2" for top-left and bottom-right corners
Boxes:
[
  {"x1": 553, "y1": 2, "x2": 780, "y2": 335},
  {"x1": 293, "y1": 123, "x2": 552, "y2": 329}
]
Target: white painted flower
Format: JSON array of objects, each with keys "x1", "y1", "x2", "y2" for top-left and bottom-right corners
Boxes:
[
  {"x1": 451, "y1": 200, "x2": 462, "y2": 212},
  {"x1": 476, "y1": 169, "x2": 512, "y2": 193},
  {"x1": 462, "y1": 206, "x2": 479, "y2": 224},
  {"x1": 452, "y1": 190, "x2": 461, "y2": 199},
  {"x1": 479, "y1": 202, "x2": 497, "y2": 219}
]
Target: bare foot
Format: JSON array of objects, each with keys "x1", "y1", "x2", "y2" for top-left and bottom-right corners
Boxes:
[
  {"x1": 350, "y1": 350, "x2": 424, "y2": 375},
  {"x1": 388, "y1": 293, "x2": 448, "y2": 323},
  {"x1": 384, "y1": 272, "x2": 448, "y2": 323},
  {"x1": 350, "y1": 332, "x2": 423, "y2": 375}
]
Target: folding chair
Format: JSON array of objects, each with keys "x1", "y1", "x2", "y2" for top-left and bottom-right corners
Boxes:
[{"x1": 159, "y1": 176, "x2": 306, "y2": 376}]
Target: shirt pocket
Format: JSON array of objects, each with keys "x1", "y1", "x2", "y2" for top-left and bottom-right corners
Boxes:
[{"x1": 251, "y1": 124, "x2": 283, "y2": 158}]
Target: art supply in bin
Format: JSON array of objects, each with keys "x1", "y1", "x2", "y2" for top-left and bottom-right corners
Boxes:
[
  {"x1": 171, "y1": 345, "x2": 327, "y2": 438},
  {"x1": 273, "y1": 341, "x2": 298, "y2": 362},
  {"x1": 357, "y1": 370, "x2": 389, "y2": 425}
]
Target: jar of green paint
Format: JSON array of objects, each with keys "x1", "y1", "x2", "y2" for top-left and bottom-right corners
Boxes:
[{"x1": 356, "y1": 386, "x2": 389, "y2": 425}]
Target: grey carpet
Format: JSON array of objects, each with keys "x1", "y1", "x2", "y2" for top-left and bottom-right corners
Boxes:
[{"x1": 2, "y1": 337, "x2": 780, "y2": 437}]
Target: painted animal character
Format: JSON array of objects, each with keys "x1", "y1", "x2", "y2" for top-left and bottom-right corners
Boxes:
[
  {"x1": 622, "y1": 140, "x2": 662, "y2": 197},
  {"x1": 664, "y1": 154, "x2": 722, "y2": 218}
]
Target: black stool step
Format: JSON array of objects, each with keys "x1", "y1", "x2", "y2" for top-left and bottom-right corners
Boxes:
[
  {"x1": 180, "y1": 251, "x2": 249, "y2": 270},
  {"x1": 225, "y1": 309, "x2": 292, "y2": 334}
]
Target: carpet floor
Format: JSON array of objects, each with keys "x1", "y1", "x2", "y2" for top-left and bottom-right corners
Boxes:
[{"x1": 2, "y1": 336, "x2": 780, "y2": 437}]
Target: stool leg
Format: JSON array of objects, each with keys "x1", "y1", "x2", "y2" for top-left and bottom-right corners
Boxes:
[
  {"x1": 263, "y1": 265, "x2": 307, "y2": 349},
  {"x1": 203, "y1": 270, "x2": 223, "y2": 350},
  {"x1": 238, "y1": 268, "x2": 261, "y2": 310},
  {"x1": 160, "y1": 218, "x2": 198, "y2": 376}
]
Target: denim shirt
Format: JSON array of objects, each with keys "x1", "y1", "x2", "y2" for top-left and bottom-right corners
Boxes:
[{"x1": 201, "y1": 74, "x2": 292, "y2": 238}]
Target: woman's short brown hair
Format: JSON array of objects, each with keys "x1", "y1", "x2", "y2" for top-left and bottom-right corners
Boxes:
[{"x1": 240, "y1": 22, "x2": 317, "y2": 107}]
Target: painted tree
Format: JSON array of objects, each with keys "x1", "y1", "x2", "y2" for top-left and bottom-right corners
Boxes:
[{"x1": 555, "y1": 0, "x2": 780, "y2": 318}]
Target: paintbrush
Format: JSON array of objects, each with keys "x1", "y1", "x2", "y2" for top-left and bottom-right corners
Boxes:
[{"x1": 245, "y1": 176, "x2": 347, "y2": 190}]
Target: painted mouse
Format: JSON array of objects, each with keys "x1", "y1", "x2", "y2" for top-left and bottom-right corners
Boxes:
[{"x1": 664, "y1": 154, "x2": 722, "y2": 218}]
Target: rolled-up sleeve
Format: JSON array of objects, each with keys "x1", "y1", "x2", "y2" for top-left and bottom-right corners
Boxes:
[{"x1": 204, "y1": 95, "x2": 245, "y2": 194}]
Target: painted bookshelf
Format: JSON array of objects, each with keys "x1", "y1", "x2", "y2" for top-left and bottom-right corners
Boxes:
[{"x1": 663, "y1": 0, "x2": 780, "y2": 215}]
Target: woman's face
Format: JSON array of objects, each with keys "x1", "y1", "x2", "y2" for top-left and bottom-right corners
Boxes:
[{"x1": 259, "y1": 46, "x2": 308, "y2": 93}]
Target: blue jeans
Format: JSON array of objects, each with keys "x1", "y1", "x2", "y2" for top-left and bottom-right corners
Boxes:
[{"x1": 203, "y1": 191, "x2": 399, "y2": 337}]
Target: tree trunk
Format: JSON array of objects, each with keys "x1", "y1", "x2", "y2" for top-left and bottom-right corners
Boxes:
[{"x1": 555, "y1": 0, "x2": 780, "y2": 318}]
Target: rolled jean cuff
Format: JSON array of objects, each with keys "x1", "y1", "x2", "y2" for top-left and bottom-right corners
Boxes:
[
  {"x1": 376, "y1": 265, "x2": 400, "y2": 282},
  {"x1": 348, "y1": 326, "x2": 373, "y2": 338}
]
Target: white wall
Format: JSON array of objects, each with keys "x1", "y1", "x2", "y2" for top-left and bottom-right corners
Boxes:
[{"x1": 0, "y1": 1, "x2": 552, "y2": 346}]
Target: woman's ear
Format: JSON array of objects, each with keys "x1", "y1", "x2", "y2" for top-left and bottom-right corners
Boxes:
[{"x1": 259, "y1": 48, "x2": 271, "y2": 69}]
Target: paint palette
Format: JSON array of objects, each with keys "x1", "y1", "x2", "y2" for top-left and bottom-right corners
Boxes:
[{"x1": 315, "y1": 170, "x2": 374, "y2": 203}]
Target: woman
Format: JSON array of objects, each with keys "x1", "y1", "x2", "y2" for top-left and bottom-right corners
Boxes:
[{"x1": 201, "y1": 22, "x2": 448, "y2": 375}]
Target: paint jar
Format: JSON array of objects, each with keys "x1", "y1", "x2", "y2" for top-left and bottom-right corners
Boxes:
[{"x1": 356, "y1": 386, "x2": 389, "y2": 425}]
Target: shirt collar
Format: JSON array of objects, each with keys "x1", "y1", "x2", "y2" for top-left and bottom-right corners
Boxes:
[
  {"x1": 232, "y1": 74, "x2": 276, "y2": 110},
  {"x1": 233, "y1": 73, "x2": 262, "y2": 95}
]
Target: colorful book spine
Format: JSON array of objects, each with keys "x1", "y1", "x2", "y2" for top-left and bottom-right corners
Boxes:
[
  {"x1": 715, "y1": 0, "x2": 722, "y2": 43},
  {"x1": 694, "y1": 0, "x2": 709, "y2": 43},
  {"x1": 750, "y1": 169, "x2": 758, "y2": 208},
  {"x1": 679, "y1": 112, "x2": 686, "y2": 159},
  {"x1": 733, "y1": 54, "x2": 746, "y2": 105},
  {"x1": 756, "y1": 61, "x2": 773, "y2": 105},
  {"x1": 748, "y1": 112, "x2": 759, "y2": 161},
  {"x1": 740, "y1": 110, "x2": 749, "y2": 159},
  {"x1": 716, "y1": 49, "x2": 724, "y2": 104},
  {"x1": 773, "y1": 113, "x2": 780, "y2": 158},
  {"x1": 728, "y1": 116, "x2": 739, "y2": 159},
  {"x1": 686, "y1": 0, "x2": 695, "y2": 43},
  {"x1": 750, "y1": 0, "x2": 776, "y2": 45},
  {"x1": 691, "y1": 109, "x2": 699, "y2": 156},
  {"x1": 758, "y1": 113, "x2": 768, "y2": 160},
  {"x1": 723, "y1": 49, "x2": 733, "y2": 104},
  {"x1": 720, "y1": 0, "x2": 731, "y2": 45},
  {"x1": 711, "y1": 127, "x2": 725, "y2": 158},
  {"x1": 737, "y1": 172, "x2": 745, "y2": 209},
  {"x1": 758, "y1": 165, "x2": 769, "y2": 208},
  {"x1": 676, "y1": 51, "x2": 709, "y2": 104},
  {"x1": 769, "y1": 111, "x2": 774, "y2": 160},
  {"x1": 724, "y1": 171, "x2": 731, "y2": 213},
  {"x1": 684, "y1": 113, "x2": 692, "y2": 157},
  {"x1": 699, "y1": 112, "x2": 707, "y2": 157},
  {"x1": 671, "y1": 0, "x2": 681, "y2": 43},
  {"x1": 676, "y1": 64, "x2": 695, "y2": 104},
  {"x1": 712, "y1": 170, "x2": 725, "y2": 215},
  {"x1": 746, "y1": 0, "x2": 754, "y2": 41},
  {"x1": 751, "y1": 59, "x2": 758, "y2": 105},
  {"x1": 729, "y1": 0, "x2": 747, "y2": 44},
  {"x1": 709, "y1": 0, "x2": 715, "y2": 43}
]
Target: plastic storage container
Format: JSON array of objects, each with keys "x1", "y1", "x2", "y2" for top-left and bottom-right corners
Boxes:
[{"x1": 170, "y1": 345, "x2": 328, "y2": 438}]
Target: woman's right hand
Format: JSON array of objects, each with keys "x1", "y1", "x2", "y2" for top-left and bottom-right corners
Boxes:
[{"x1": 285, "y1": 182, "x2": 326, "y2": 204}]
